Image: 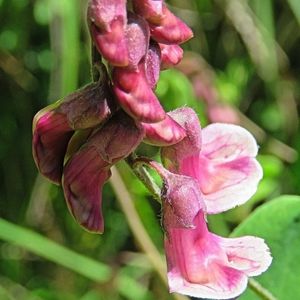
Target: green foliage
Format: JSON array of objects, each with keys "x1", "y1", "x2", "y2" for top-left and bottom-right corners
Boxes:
[{"x1": 232, "y1": 195, "x2": 300, "y2": 299}]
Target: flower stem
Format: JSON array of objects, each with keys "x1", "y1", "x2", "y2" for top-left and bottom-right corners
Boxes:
[
  {"x1": 125, "y1": 154, "x2": 162, "y2": 203},
  {"x1": 248, "y1": 279, "x2": 277, "y2": 300}
]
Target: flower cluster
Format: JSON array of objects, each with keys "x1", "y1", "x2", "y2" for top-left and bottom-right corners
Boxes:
[{"x1": 32, "y1": 1, "x2": 272, "y2": 299}]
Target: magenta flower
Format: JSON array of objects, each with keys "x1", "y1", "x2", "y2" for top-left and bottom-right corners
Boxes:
[
  {"x1": 161, "y1": 107, "x2": 263, "y2": 213},
  {"x1": 147, "y1": 161, "x2": 271, "y2": 299},
  {"x1": 62, "y1": 111, "x2": 144, "y2": 233}
]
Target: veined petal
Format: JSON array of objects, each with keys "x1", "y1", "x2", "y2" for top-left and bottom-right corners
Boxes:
[
  {"x1": 216, "y1": 235, "x2": 272, "y2": 277},
  {"x1": 165, "y1": 212, "x2": 271, "y2": 299},
  {"x1": 196, "y1": 123, "x2": 263, "y2": 213},
  {"x1": 201, "y1": 123, "x2": 259, "y2": 161},
  {"x1": 197, "y1": 156, "x2": 263, "y2": 213},
  {"x1": 113, "y1": 64, "x2": 165, "y2": 123},
  {"x1": 142, "y1": 114, "x2": 186, "y2": 146},
  {"x1": 150, "y1": 4, "x2": 193, "y2": 45},
  {"x1": 63, "y1": 146, "x2": 111, "y2": 233},
  {"x1": 62, "y1": 111, "x2": 144, "y2": 233}
]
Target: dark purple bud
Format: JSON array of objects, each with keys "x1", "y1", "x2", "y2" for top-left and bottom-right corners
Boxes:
[
  {"x1": 113, "y1": 63, "x2": 165, "y2": 123},
  {"x1": 142, "y1": 114, "x2": 186, "y2": 146},
  {"x1": 145, "y1": 41, "x2": 161, "y2": 88},
  {"x1": 149, "y1": 5, "x2": 193, "y2": 45},
  {"x1": 86, "y1": 111, "x2": 145, "y2": 164},
  {"x1": 132, "y1": 0, "x2": 164, "y2": 25},
  {"x1": 159, "y1": 43, "x2": 183, "y2": 69},
  {"x1": 32, "y1": 108, "x2": 73, "y2": 185}
]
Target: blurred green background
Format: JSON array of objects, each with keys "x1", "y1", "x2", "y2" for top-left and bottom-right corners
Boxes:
[{"x1": 0, "y1": 0, "x2": 300, "y2": 299}]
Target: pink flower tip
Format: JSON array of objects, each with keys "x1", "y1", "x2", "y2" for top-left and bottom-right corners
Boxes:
[
  {"x1": 159, "y1": 43, "x2": 183, "y2": 69},
  {"x1": 113, "y1": 64, "x2": 166, "y2": 123},
  {"x1": 150, "y1": 4, "x2": 193, "y2": 45},
  {"x1": 142, "y1": 114, "x2": 186, "y2": 146}
]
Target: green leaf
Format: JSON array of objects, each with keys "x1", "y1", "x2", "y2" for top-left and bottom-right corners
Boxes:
[
  {"x1": 0, "y1": 218, "x2": 111, "y2": 283},
  {"x1": 231, "y1": 195, "x2": 300, "y2": 300}
]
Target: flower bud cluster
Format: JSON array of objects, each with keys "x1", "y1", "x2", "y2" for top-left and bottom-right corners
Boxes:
[
  {"x1": 88, "y1": 0, "x2": 193, "y2": 141},
  {"x1": 32, "y1": 1, "x2": 193, "y2": 233}
]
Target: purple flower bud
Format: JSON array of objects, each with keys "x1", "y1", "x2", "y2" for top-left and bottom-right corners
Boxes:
[
  {"x1": 159, "y1": 43, "x2": 183, "y2": 69},
  {"x1": 88, "y1": 0, "x2": 129, "y2": 66},
  {"x1": 62, "y1": 111, "x2": 144, "y2": 233},
  {"x1": 32, "y1": 78, "x2": 115, "y2": 184},
  {"x1": 113, "y1": 63, "x2": 165, "y2": 123},
  {"x1": 58, "y1": 80, "x2": 116, "y2": 130},
  {"x1": 145, "y1": 41, "x2": 161, "y2": 89},
  {"x1": 142, "y1": 114, "x2": 186, "y2": 146},
  {"x1": 32, "y1": 108, "x2": 73, "y2": 185},
  {"x1": 126, "y1": 13, "x2": 150, "y2": 68},
  {"x1": 149, "y1": 5, "x2": 193, "y2": 45},
  {"x1": 132, "y1": 0, "x2": 164, "y2": 25}
]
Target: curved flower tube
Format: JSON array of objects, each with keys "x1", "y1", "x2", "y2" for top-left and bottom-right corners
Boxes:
[{"x1": 161, "y1": 107, "x2": 263, "y2": 213}]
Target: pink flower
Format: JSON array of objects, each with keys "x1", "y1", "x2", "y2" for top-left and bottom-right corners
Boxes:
[
  {"x1": 161, "y1": 107, "x2": 263, "y2": 213},
  {"x1": 62, "y1": 111, "x2": 144, "y2": 233},
  {"x1": 149, "y1": 162, "x2": 271, "y2": 299}
]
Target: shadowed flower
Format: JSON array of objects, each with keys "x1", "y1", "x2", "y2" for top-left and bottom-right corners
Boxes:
[
  {"x1": 32, "y1": 77, "x2": 115, "y2": 184},
  {"x1": 148, "y1": 162, "x2": 271, "y2": 299},
  {"x1": 62, "y1": 111, "x2": 144, "y2": 233},
  {"x1": 161, "y1": 107, "x2": 263, "y2": 213}
]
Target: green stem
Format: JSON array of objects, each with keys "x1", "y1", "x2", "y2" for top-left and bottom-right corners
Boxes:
[
  {"x1": 125, "y1": 154, "x2": 162, "y2": 203},
  {"x1": 249, "y1": 279, "x2": 277, "y2": 300}
]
